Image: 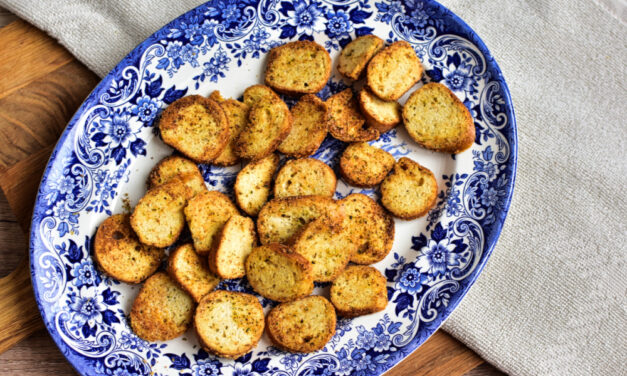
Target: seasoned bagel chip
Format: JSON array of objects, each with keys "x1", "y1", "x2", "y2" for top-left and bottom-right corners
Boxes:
[
  {"x1": 290, "y1": 217, "x2": 356, "y2": 282},
  {"x1": 242, "y1": 84, "x2": 281, "y2": 107},
  {"x1": 148, "y1": 155, "x2": 205, "y2": 198},
  {"x1": 277, "y1": 94, "x2": 328, "y2": 157},
  {"x1": 214, "y1": 98, "x2": 251, "y2": 166},
  {"x1": 358, "y1": 88, "x2": 402, "y2": 133},
  {"x1": 274, "y1": 158, "x2": 336, "y2": 199},
  {"x1": 339, "y1": 142, "x2": 395, "y2": 187},
  {"x1": 330, "y1": 265, "x2": 387, "y2": 317},
  {"x1": 234, "y1": 154, "x2": 280, "y2": 216},
  {"x1": 167, "y1": 243, "x2": 220, "y2": 302},
  {"x1": 266, "y1": 296, "x2": 336, "y2": 353},
  {"x1": 339, "y1": 193, "x2": 394, "y2": 265},
  {"x1": 130, "y1": 272, "x2": 194, "y2": 341},
  {"x1": 130, "y1": 180, "x2": 188, "y2": 247},
  {"x1": 403, "y1": 82, "x2": 475, "y2": 153},
  {"x1": 159, "y1": 95, "x2": 229, "y2": 163},
  {"x1": 245, "y1": 243, "x2": 314, "y2": 302},
  {"x1": 367, "y1": 41, "x2": 423, "y2": 101},
  {"x1": 327, "y1": 88, "x2": 379, "y2": 142},
  {"x1": 338, "y1": 34, "x2": 384, "y2": 80},
  {"x1": 195, "y1": 290, "x2": 264, "y2": 359},
  {"x1": 235, "y1": 97, "x2": 292, "y2": 160},
  {"x1": 257, "y1": 195, "x2": 344, "y2": 245},
  {"x1": 380, "y1": 157, "x2": 437, "y2": 219},
  {"x1": 184, "y1": 190, "x2": 239, "y2": 255},
  {"x1": 209, "y1": 215, "x2": 256, "y2": 279},
  {"x1": 94, "y1": 214, "x2": 164, "y2": 284},
  {"x1": 265, "y1": 41, "x2": 331, "y2": 95}
]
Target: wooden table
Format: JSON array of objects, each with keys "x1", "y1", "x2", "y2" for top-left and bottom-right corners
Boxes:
[{"x1": 0, "y1": 12, "x2": 503, "y2": 376}]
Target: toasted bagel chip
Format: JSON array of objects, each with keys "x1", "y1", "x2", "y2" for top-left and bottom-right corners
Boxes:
[
  {"x1": 130, "y1": 180, "x2": 188, "y2": 247},
  {"x1": 242, "y1": 84, "x2": 281, "y2": 107},
  {"x1": 245, "y1": 243, "x2": 314, "y2": 302},
  {"x1": 330, "y1": 265, "x2": 388, "y2": 317},
  {"x1": 234, "y1": 154, "x2": 280, "y2": 216},
  {"x1": 273, "y1": 158, "x2": 336, "y2": 199},
  {"x1": 257, "y1": 195, "x2": 344, "y2": 245},
  {"x1": 339, "y1": 194, "x2": 394, "y2": 265},
  {"x1": 266, "y1": 296, "x2": 336, "y2": 353},
  {"x1": 184, "y1": 190, "x2": 239, "y2": 255},
  {"x1": 235, "y1": 97, "x2": 292, "y2": 160},
  {"x1": 147, "y1": 155, "x2": 205, "y2": 199},
  {"x1": 214, "y1": 98, "x2": 251, "y2": 166},
  {"x1": 277, "y1": 94, "x2": 328, "y2": 157},
  {"x1": 327, "y1": 88, "x2": 379, "y2": 142},
  {"x1": 209, "y1": 215, "x2": 256, "y2": 279},
  {"x1": 337, "y1": 35, "x2": 385, "y2": 80},
  {"x1": 265, "y1": 41, "x2": 331, "y2": 95},
  {"x1": 403, "y1": 82, "x2": 475, "y2": 153},
  {"x1": 290, "y1": 217, "x2": 357, "y2": 282},
  {"x1": 339, "y1": 142, "x2": 395, "y2": 187},
  {"x1": 195, "y1": 290, "x2": 264, "y2": 359},
  {"x1": 358, "y1": 88, "x2": 402, "y2": 133},
  {"x1": 167, "y1": 243, "x2": 220, "y2": 302},
  {"x1": 94, "y1": 214, "x2": 164, "y2": 284},
  {"x1": 159, "y1": 95, "x2": 229, "y2": 163},
  {"x1": 367, "y1": 41, "x2": 423, "y2": 101},
  {"x1": 380, "y1": 157, "x2": 437, "y2": 219},
  {"x1": 130, "y1": 272, "x2": 194, "y2": 341}
]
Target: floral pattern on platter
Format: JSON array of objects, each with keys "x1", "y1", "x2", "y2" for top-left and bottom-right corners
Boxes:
[{"x1": 29, "y1": 1, "x2": 517, "y2": 375}]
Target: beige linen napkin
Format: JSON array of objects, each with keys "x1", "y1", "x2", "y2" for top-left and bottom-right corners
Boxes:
[{"x1": 2, "y1": 0, "x2": 625, "y2": 374}]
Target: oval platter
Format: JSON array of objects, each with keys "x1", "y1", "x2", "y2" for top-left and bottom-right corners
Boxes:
[{"x1": 29, "y1": 1, "x2": 517, "y2": 375}]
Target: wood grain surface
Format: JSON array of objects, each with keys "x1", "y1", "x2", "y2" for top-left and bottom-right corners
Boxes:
[{"x1": 0, "y1": 15, "x2": 504, "y2": 376}]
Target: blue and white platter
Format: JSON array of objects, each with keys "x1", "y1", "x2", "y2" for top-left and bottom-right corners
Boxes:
[{"x1": 29, "y1": 1, "x2": 517, "y2": 375}]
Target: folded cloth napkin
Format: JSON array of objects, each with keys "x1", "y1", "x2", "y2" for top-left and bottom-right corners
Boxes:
[{"x1": 2, "y1": 0, "x2": 625, "y2": 375}]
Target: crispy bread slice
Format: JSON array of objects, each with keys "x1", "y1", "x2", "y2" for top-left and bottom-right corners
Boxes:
[
  {"x1": 130, "y1": 180, "x2": 188, "y2": 247},
  {"x1": 234, "y1": 154, "x2": 280, "y2": 216},
  {"x1": 245, "y1": 243, "x2": 314, "y2": 302},
  {"x1": 380, "y1": 157, "x2": 437, "y2": 219},
  {"x1": 235, "y1": 97, "x2": 292, "y2": 160},
  {"x1": 327, "y1": 88, "x2": 379, "y2": 142},
  {"x1": 242, "y1": 84, "x2": 281, "y2": 107},
  {"x1": 129, "y1": 272, "x2": 194, "y2": 341},
  {"x1": 208, "y1": 215, "x2": 256, "y2": 279},
  {"x1": 330, "y1": 265, "x2": 388, "y2": 317},
  {"x1": 214, "y1": 98, "x2": 251, "y2": 166},
  {"x1": 337, "y1": 35, "x2": 384, "y2": 80},
  {"x1": 147, "y1": 155, "x2": 205, "y2": 199},
  {"x1": 265, "y1": 41, "x2": 331, "y2": 95},
  {"x1": 257, "y1": 195, "x2": 344, "y2": 245},
  {"x1": 93, "y1": 214, "x2": 164, "y2": 284},
  {"x1": 403, "y1": 82, "x2": 475, "y2": 153},
  {"x1": 367, "y1": 41, "x2": 423, "y2": 101},
  {"x1": 266, "y1": 296, "x2": 336, "y2": 353},
  {"x1": 277, "y1": 94, "x2": 328, "y2": 157},
  {"x1": 339, "y1": 193, "x2": 394, "y2": 265},
  {"x1": 358, "y1": 88, "x2": 402, "y2": 133},
  {"x1": 273, "y1": 158, "x2": 336, "y2": 199},
  {"x1": 195, "y1": 290, "x2": 264, "y2": 359},
  {"x1": 167, "y1": 243, "x2": 220, "y2": 302},
  {"x1": 339, "y1": 142, "x2": 395, "y2": 187},
  {"x1": 290, "y1": 217, "x2": 356, "y2": 282},
  {"x1": 159, "y1": 95, "x2": 229, "y2": 163},
  {"x1": 184, "y1": 190, "x2": 239, "y2": 255}
]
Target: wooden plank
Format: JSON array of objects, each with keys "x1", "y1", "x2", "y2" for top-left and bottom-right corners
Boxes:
[
  {"x1": 0, "y1": 21, "x2": 77, "y2": 100},
  {"x1": 0, "y1": 59, "x2": 98, "y2": 168},
  {"x1": 0, "y1": 190, "x2": 25, "y2": 277},
  {"x1": 387, "y1": 331, "x2": 484, "y2": 376},
  {"x1": 0, "y1": 329, "x2": 77, "y2": 376}
]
